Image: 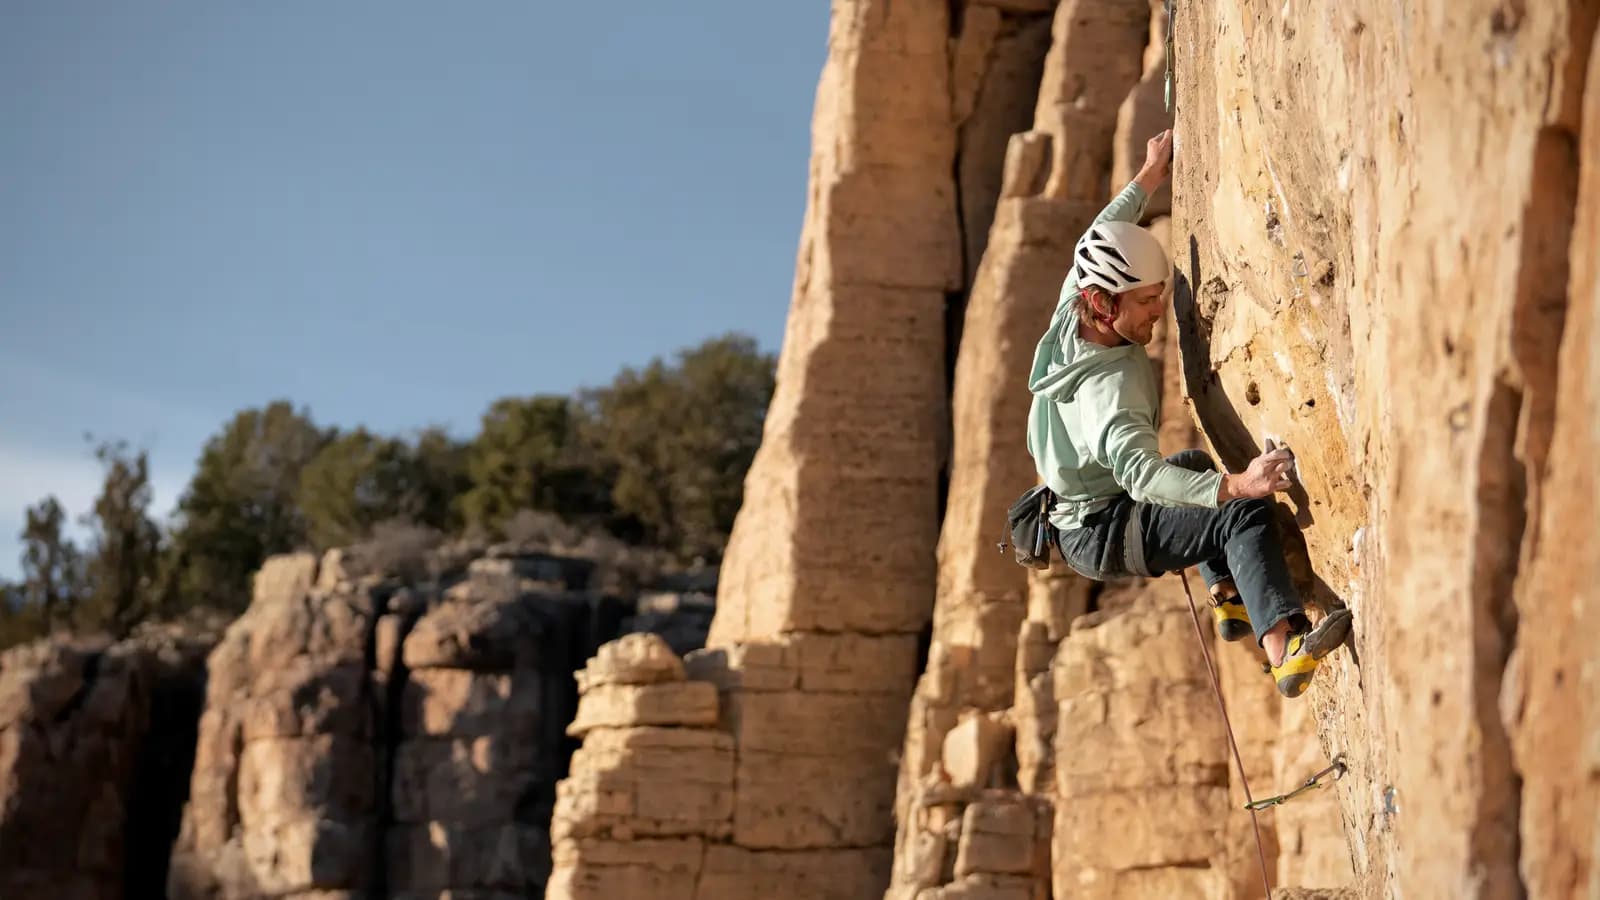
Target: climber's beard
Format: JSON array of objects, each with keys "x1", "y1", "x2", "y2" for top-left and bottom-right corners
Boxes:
[
  {"x1": 1105, "y1": 284, "x2": 1165, "y2": 346},
  {"x1": 1112, "y1": 313, "x2": 1158, "y2": 346}
]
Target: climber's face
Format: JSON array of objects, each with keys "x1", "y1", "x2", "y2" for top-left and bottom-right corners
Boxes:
[{"x1": 1111, "y1": 282, "x2": 1167, "y2": 346}]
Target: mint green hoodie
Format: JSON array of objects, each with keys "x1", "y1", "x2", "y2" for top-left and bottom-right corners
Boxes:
[{"x1": 1025, "y1": 182, "x2": 1223, "y2": 530}]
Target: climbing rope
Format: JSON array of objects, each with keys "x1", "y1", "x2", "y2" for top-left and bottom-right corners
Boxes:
[{"x1": 1177, "y1": 570, "x2": 1274, "y2": 900}]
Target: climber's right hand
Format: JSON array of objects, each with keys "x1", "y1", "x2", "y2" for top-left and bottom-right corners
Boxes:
[{"x1": 1219, "y1": 447, "x2": 1294, "y2": 502}]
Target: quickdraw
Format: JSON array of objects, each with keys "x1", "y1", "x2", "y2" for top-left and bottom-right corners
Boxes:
[
  {"x1": 1164, "y1": 0, "x2": 1176, "y2": 113},
  {"x1": 1244, "y1": 756, "x2": 1348, "y2": 811}
]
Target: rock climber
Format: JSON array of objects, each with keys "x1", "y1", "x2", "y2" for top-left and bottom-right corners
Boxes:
[{"x1": 1024, "y1": 128, "x2": 1350, "y2": 698}]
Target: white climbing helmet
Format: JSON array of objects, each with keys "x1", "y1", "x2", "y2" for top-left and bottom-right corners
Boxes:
[{"x1": 1072, "y1": 221, "x2": 1171, "y2": 295}]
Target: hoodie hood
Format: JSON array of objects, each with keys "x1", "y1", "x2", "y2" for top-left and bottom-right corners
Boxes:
[{"x1": 1027, "y1": 304, "x2": 1141, "y2": 403}]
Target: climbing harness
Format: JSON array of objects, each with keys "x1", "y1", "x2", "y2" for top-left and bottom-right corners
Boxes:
[
  {"x1": 1177, "y1": 570, "x2": 1274, "y2": 900},
  {"x1": 1245, "y1": 757, "x2": 1347, "y2": 811}
]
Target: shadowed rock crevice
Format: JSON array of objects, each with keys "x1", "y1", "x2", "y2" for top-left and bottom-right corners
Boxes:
[
  {"x1": 53, "y1": 648, "x2": 104, "y2": 724},
  {"x1": 368, "y1": 588, "x2": 422, "y2": 899},
  {"x1": 120, "y1": 644, "x2": 211, "y2": 898},
  {"x1": 1467, "y1": 377, "x2": 1528, "y2": 898},
  {"x1": 1173, "y1": 241, "x2": 1259, "y2": 474}
]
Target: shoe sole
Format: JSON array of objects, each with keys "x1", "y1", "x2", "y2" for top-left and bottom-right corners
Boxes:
[
  {"x1": 1303, "y1": 608, "x2": 1353, "y2": 660},
  {"x1": 1277, "y1": 672, "x2": 1313, "y2": 698},
  {"x1": 1217, "y1": 620, "x2": 1253, "y2": 642},
  {"x1": 1212, "y1": 597, "x2": 1252, "y2": 642}
]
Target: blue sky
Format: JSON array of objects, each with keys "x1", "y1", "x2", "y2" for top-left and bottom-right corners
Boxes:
[{"x1": 0, "y1": 3, "x2": 828, "y2": 578}]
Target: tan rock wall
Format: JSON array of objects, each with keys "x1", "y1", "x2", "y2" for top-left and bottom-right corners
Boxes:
[
  {"x1": 169, "y1": 553, "x2": 381, "y2": 898},
  {"x1": 0, "y1": 623, "x2": 220, "y2": 900},
  {"x1": 880, "y1": 3, "x2": 1350, "y2": 896},
  {"x1": 708, "y1": 0, "x2": 961, "y2": 646},
  {"x1": 1110, "y1": 2, "x2": 1174, "y2": 220},
  {"x1": 679, "y1": 2, "x2": 1059, "y2": 896},
  {"x1": 886, "y1": 3, "x2": 1150, "y2": 895},
  {"x1": 1050, "y1": 591, "x2": 1231, "y2": 899},
  {"x1": 955, "y1": 9, "x2": 1054, "y2": 291},
  {"x1": 548, "y1": 632, "x2": 908, "y2": 899},
  {"x1": 1172, "y1": 0, "x2": 1598, "y2": 895},
  {"x1": 1270, "y1": 700, "x2": 1351, "y2": 891},
  {"x1": 385, "y1": 585, "x2": 556, "y2": 896},
  {"x1": 0, "y1": 640, "x2": 152, "y2": 899},
  {"x1": 547, "y1": 634, "x2": 736, "y2": 898},
  {"x1": 1505, "y1": 19, "x2": 1600, "y2": 897}
]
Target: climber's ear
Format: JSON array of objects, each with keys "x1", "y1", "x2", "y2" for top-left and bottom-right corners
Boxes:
[{"x1": 1086, "y1": 287, "x2": 1118, "y2": 319}]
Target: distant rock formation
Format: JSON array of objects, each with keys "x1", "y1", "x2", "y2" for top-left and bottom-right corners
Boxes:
[
  {"x1": 0, "y1": 532, "x2": 712, "y2": 900},
  {"x1": 162, "y1": 543, "x2": 713, "y2": 898},
  {"x1": 0, "y1": 619, "x2": 220, "y2": 899}
]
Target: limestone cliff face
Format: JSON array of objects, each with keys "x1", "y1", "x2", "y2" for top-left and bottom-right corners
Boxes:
[{"x1": 1173, "y1": 1, "x2": 1598, "y2": 896}]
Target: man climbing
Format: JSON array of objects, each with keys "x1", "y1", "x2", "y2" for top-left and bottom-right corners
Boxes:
[{"x1": 1025, "y1": 128, "x2": 1351, "y2": 698}]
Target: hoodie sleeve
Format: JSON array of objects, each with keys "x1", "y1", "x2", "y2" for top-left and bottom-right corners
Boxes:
[
  {"x1": 1092, "y1": 182, "x2": 1150, "y2": 228},
  {"x1": 1080, "y1": 371, "x2": 1223, "y2": 508}
]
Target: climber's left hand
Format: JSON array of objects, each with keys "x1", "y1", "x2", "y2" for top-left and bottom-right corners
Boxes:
[{"x1": 1136, "y1": 129, "x2": 1174, "y2": 193}]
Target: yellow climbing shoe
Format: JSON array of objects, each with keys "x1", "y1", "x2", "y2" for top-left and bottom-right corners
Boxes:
[
  {"x1": 1271, "y1": 608, "x2": 1353, "y2": 699},
  {"x1": 1272, "y1": 633, "x2": 1319, "y2": 698},
  {"x1": 1209, "y1": 582, "x2": 1253, "y2": 642}
]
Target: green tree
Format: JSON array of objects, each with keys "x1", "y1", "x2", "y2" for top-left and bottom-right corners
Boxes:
[
  {"x1": 19, "y1": 495, "x2": 83, "y2": 630},
  {"x1": 581, "y1": 333, "x2": 774, "y2": 561},
  {"x1": 0, "y1": 580, "x2": 43, "y2": 650},
  {"x1": 407, "y1": 426, "x2": 471, "y2": 533},
  {"x1": 168, "y1": 401, "x2": 330, "y2": 610},
  {"x1": 460, "y1": 395, "x2": 607, "y2": 535},
  {"x1": 296, "y1": 427, "x2": 468, "y2": 550},
  {"x1": 78, "y1": 441, "x2": 164, "y2": 637},
  {"x1": 298, "y1": 429, "x2": 411, "y2": 549}
]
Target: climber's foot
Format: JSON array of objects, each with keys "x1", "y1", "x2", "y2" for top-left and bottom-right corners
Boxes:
[
  {"x1": 1209, "y1": 580, "x2": 1253, "y2": 642},
  {"x1": 1271, "y1": 608, "x2": 1353, "y2": 699},
  {"x1": 1302, "y1": 607, "x2": 1353, "y2": 660},
  {"x1": 1271, "y1": 632, "x2": 1318, "y2": 698}
]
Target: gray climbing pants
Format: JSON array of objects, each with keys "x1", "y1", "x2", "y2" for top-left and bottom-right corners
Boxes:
[{"x1": 1054, "y1": 449, "x2": 1309, "y2": 645}]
